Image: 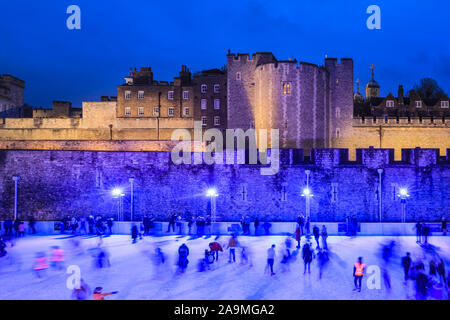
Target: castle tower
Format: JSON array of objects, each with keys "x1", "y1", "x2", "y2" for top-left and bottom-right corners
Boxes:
[
  {"x1": 325, "y1": 58, "x2": 354, "y2": 148},
  {"x1": 365, "y1": 64, "x2": 380, "y2": 99},
  {"x1": 353, "y1": 79, "x2": 364, "y2": 103}
]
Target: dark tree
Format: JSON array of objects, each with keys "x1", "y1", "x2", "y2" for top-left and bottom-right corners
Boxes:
[{"x1": 413, "y1": 78, "x2": 446, "y2": 99}]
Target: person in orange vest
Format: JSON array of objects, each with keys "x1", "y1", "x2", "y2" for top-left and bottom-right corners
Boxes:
[
  {"x1": 51, "y1": 246, "x2": 65, "y2": 270},
  {"x1": 34, "y1": 252, "x2": 49, "y2": 278},
  {"x1": 353, "y1": 256, "x2": 366, "y2": 292},
  {"x1": 93, "y1": 287, "x2": 118, "y2": 300}
]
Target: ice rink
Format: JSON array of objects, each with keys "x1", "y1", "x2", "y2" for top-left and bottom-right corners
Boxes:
[{"x1": 0, "y1": 233, "x2": 448, "y2": 300}]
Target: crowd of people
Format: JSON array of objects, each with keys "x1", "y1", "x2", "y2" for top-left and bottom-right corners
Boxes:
[{"x1": 0, "y1": 213, "x2": 449, "y2": 300}]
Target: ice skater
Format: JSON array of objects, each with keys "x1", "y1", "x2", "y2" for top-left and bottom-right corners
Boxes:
[
  {"x1": 321, "y1": 225, "x2": 328, "y2": 250},
  {"x1": 131, "y1": 225, "x2": 139, "y2": 243},
  {"x1": 198, "y1": 249, "x2": 214, "y2": 272},
  {"x1": 93, "y1": 287, "x2": 118, "y2": 300},
  {"x1": 415, "y1": 221, "x2": 423, "y2": 243},
  {"x1": 302, "y1": 242, "x2": 314, "y2": 274},
  {"x1": 167, "y1": 213, "x2": 177, "y2": 233},
  {"x1": 317, "y1": 248, "x2": 329, "y2": 279},
  {"x1": 312, "y1": 225, "x2": 320, "y2": 249},
  {"x1": 227, "y1": 234, "x2": 238, "y2": 263},
  {"x1": 209, "y1": 242, "x2": 223, "y2": 262},
  {"x1": 401, "y1": 252, "x2": 412, "y2": 282},
  {"x1": 280, "y1": 242, "x2": 291, "y2": 273},
  {"x1": 33, "y1": 252, "x2": 49, "y2": 278},
  {"x1": 265, "y1": 244, "x2": 276, "y2": 276},
  {"x1": 71, "y1": 279, "x2": 91, "y2": 300},
  {"x1": 51, "y1": 246, "x2": 65, "y2": 270},
  {"x1": 177, "y1": 243, "x2": 189, "y2": 273},
  {"x1": 295, "y1": 224, "x2": 302, "y2": 248},
  {"x1": 0, "y1": 237, "x2": 7, "y2": 258},
  {"x1": 353, "y1": 257, "x2": 366, "y2": 292}
]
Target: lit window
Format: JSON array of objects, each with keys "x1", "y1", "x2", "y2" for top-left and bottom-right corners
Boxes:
[
  {"x1": 183, "y1": 91, "x2": 189, "y2": 100},
  {"x1": 138, "y1": 107, "x2": 144, "y2": 116},
  {"x1": 168, "y1": 91, "x2": 174, "y2": 100},
  {"x1": 441, "y1": 101, "x2": 449, "y2": 108},
  {"x1": 125, "y1": 91, "x2": 131, "y2": 100},
  {"x1": 202, "y1": 116, "x2": 207, "y2": 126},
  {"x1": 236, "y1": 72, "x2": 241, "y2": 80},
  {"x1": 214, "y1": 84, "x2": 220, "y2": 93},
  {"x1": 124, "y1": 107, "x2": 131, "y2": 116},
  {"x1": 214, "y1": 99, "x2": 220, "y2": 110},
  {"x1": 168, "y1": 107, "x2": 174, "y2": 117},
  {"x1": 214, "y1": 116, "x2": 220, "y2": 126},
  {"x1": 201, "y1": 84, "x2": 207, "y2": 93},
  {"x1": 184, "y1": 107, "x2": 190, "y2": 116},
  {"x1": 415, "y1": 101, "x2": 422, "y2": 108},
  {"x1": 386, "y1": 100, "x2": 395, "y2": 108},
  {"x1": 283, "y1": 82, "x2": 291, "y2": 95},
  {"x1": 201, "y1": 99, "x2": 207, "y2": 110},
  {"x1": 153, "y1": 107, "x2": 159, "y2": 117},
  {"x1": 336, "y1": 108, "x2": 341, "y2": 119},
  {"x1": 138, "y1": 91, "x2": 144, "y2": 100}
]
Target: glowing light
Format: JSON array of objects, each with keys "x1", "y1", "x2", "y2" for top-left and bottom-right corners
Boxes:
[
  {"x1": 302, "y1": 188, "x2": 312, "y2": 196},
  {"x1": 206, "y1": 188, "x2": 218, "y2": 197},
  {"x1": 112, "y1": 188, "x2": 123, "y2": 197},
  {"x1": 399, "y1": 188, "x2": 409, "y2": 198}
]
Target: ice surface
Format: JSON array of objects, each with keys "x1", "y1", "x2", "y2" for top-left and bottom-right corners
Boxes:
[{"x1": 0, "y1": 234, "x2": 448, "y2": 300}]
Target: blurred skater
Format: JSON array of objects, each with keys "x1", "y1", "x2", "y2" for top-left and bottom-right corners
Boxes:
[
  {"x1": 131, "y1": 225, "x2": 139, "y2": 244},
  {"x1": 295, "y1": 224, "x2": 302, "y2": 249},
  {"x1": 302, "y1": 242, "x2": 314, "y2": 274},
  {"x1": 71, "y1": 279, "x2": 91, "y2": 300},
  {"x1": 51, "y1": 246, "x2": 65, "y2": 270},
  {"x1": 317, "y1": 248, "x2": 329, "y2": 279},
  {"x1": 33, "y1": 252, "x2": 49, "y2": 278},
  {"x1": 321, "y1": 225, "x2": 328, "y2": 250},
  {"x1": 312, "y1": 225, "x2": 320, "y2": 249},
  {"x1": 401, "y1": 252, "x2": 412, "y2": 282},
  {"x1": 177, "y1": 243, "x2": 189, "y2": 273}
]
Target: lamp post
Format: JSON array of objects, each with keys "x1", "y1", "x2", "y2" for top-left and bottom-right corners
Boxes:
[
  {"x1": 301, "y1": 170, "x2": 313, "y2": 220},
  {"x1": 112, "y1": 188, "x2": 125, "y2": 221},
  {"x1": 206, "y1": 188, "x2": 218, "y2": 223},
  {"x1": 12, "y1": 176, "x2": 19, "y2": 220},
  {"x1": 377, "y1": 169, "x2": 383, "y2": 223},
  {"x1": 129, "y1": 178, "x2": 134, "y2": 221},
  {"x1": 398, "y1": 188, "x2": 410, "y2": 223}
]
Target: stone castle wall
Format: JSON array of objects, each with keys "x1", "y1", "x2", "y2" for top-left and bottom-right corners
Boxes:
[
  {"x1": 0, "y1": 148, "x2": 448, "y2": 222},
  {"x1": 0, "y1": 101, "x2": 194, "y2": 141}
]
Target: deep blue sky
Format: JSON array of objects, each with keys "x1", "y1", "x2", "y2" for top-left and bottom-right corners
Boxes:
[{"x1": 1, "y1": 0, "x2": 449, "y2": 108}]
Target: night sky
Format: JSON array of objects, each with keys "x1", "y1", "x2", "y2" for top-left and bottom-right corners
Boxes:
[{"x1": 1, "y1": 0, "x2": 449, "y2": 108}]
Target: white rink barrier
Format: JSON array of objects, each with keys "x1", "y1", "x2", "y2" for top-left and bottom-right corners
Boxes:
[{"x1": 1, "y1": 221, "x2": 447, "y2": 236}]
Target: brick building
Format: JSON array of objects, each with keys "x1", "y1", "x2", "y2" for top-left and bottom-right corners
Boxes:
[
  {"x1": 193, "y1": 68, "x2": 227, "y2": 131},
  {"x1": 117, "y1": 65, "x2": 227, "y2": 133},
  {"x1": 0, "y1": 74, "x2": 25, "y2": 115}
]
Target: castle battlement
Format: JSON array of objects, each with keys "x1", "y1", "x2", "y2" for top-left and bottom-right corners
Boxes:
[
  {"x1": 169, "y1": 147, "x2": 449, "y2": 168},
  {"x1": 353, "y1": 117, "x2": 449, "y2": 127}
]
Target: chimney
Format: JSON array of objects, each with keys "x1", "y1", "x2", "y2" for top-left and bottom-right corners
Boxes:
[{"x1": 398, "y1": 85, "x2": 404, "y2": 104}]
